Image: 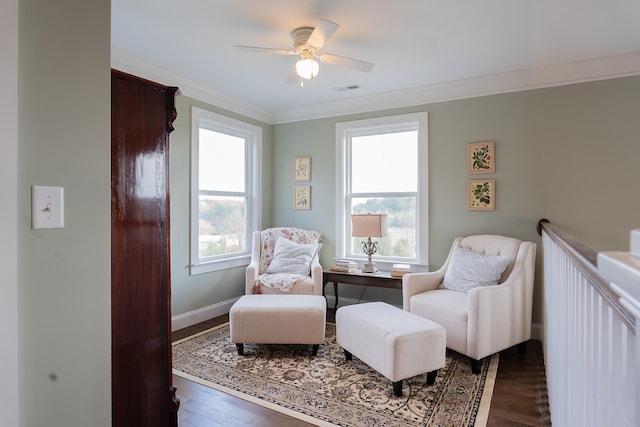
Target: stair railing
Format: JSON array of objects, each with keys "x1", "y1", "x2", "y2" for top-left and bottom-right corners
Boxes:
[{"x1": 537, "y1": 219, "x2": 636, "y2": 427}]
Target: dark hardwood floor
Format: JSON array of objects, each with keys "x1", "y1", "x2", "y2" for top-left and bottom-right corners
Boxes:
[{"x1": 172, "y1": 312, "x2": 551, "y2": 426}]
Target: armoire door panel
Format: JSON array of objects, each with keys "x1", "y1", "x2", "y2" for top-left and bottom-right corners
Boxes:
[{"x1": 111, "y1": 69, "x2": 179, "y2": 427}]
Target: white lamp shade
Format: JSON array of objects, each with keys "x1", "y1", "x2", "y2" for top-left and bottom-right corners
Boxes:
[
  {"x1": 351, "y1": 214, "x2": 388, "y2": 238},
  {"x1": 296, "y1": 59, "x2": 319, "y2": 80}
]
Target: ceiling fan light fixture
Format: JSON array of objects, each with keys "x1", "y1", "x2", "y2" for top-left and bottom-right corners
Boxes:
[{"x1": 295, "y1": 59, "x2": 319, "y2": 80}]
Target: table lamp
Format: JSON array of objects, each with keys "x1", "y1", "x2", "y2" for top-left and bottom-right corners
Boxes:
[{"x1": 351, "y1": 213, "x2": 388, "y2": 273}]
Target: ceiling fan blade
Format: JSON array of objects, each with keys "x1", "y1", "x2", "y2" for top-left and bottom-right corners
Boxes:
[
  {"x1": 234, "y1": 45, "x2": 296, "y2": 56},
  {"x1": 306, "y1": 19, "x2": 339, "y2": 49},
  {"x1": 319, "y1": 53, "x2": 375, "y2": 72}
]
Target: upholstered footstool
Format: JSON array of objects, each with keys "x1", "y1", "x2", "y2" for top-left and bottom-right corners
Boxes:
[
  {"x1": 229, "y1": 294, "x2": 326, "y2": 356},
  {"x1": 336, "y1": 302, "x2": 446, "y2": 397}
]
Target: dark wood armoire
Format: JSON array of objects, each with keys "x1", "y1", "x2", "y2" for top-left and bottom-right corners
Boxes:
[{"x1": 111, "y1": 69, "x2": 179, "y2": 426}]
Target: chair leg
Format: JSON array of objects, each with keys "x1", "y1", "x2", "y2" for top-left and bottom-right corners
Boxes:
[
  {"x1": 426, "y1": 370, "x2": 438, "y2": 385},
  {"x1": 312, "y1": 344, "x2": 320, "y2": 356},
  {"x1": 393, "y1": 380, "x2": 403, "y2": 397},
  {"x1": 236, "y1": 343, "x2": 244, "y2": 356},
  {"x1": 517, "y1": 341, "x2": 527, "y2": 355},
  {"x1": 344, "y1": 349, "x2": 353, "y2": 361},
  {"x1": 470, "y1": 358, "x2": 481, "y2": 374}
]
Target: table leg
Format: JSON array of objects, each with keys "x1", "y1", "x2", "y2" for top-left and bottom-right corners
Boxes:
[{"x1": 333, "y1": 281, "x2": 338, "y2": 309}]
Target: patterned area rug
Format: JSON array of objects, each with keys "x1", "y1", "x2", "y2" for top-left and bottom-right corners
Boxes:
[{"x1": 173, "y1": 323, "x2": 498, "y2": 427}]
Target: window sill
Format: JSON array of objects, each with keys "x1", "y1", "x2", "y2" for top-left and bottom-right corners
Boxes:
[{"x1": 190, "y1": 254, "x2": 251, "y2": 275}]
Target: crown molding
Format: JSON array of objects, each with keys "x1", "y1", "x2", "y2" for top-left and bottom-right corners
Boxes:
[
  {"x1": 111, "y1": 48, "x2": 274, "y2": 124},
  {"x1": 272, "y1": 51, "x2": 640, "y2": 123},
  {"x1": 113, "y1": 49, "x2": 640, "y2": 125}
]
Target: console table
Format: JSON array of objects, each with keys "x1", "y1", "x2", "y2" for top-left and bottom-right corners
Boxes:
[{"x1": 322, "y1": 269, "x2": 403, "y2": 309}]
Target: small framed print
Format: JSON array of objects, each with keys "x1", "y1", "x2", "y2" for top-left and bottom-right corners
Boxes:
[
  {"x1": 293, "y1": 185, "x2": 311, "y2": 210},
  {"x1": 468, "y1": 179, "x2": 495, "y2": 211},
  {"x1": 467, "y1": 141, "x2": 495, "y2": 174},
  {"x1": 293, "y1": 156, "x2": 311, "y2": 181}
]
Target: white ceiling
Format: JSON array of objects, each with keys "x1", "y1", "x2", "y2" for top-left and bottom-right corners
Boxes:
[{"x1": 111, "y1": 0, "x2": 640, "y2": 124}]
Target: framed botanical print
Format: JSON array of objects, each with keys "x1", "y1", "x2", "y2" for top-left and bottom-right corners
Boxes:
[
  {"x1": 467, "y1": 141, "x2": 495, "y2": 174},
  {"x1": 293, "y1": 156, "x2": 311, "y2": 181},
  {"x1": 293, "y1": 185, "x2": 311, "y2": 210},
  {"x1": 468, "y1": 179, "x2": 495, "y2": 211}
]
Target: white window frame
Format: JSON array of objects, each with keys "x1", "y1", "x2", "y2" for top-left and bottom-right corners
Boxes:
[
  {"x1": 335, "y1": 112, "x2": 429, "y2": 270},
  {"x1": 190, "y1": 106, "x2": 262, "y2": 275}
]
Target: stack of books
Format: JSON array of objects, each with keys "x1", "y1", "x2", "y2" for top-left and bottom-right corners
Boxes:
[
  {"x1": 390, "y1": 263, "x2": 411, "y2": 277},
  {"x1": 331, "y1": 259, "x2": 358, "y2": 272}
]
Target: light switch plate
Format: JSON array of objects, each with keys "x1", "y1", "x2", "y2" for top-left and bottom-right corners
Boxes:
[{"x1": 31, "y1": 186, "x2": 64, "y2": 229}]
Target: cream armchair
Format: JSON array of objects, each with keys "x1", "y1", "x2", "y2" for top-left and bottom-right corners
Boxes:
[
  {"x1": 403, "y1": 235, "x2": 536, "y2": 373},
  {"x1": 246, "y1": 227, "x2": 323, "y2": 295}
]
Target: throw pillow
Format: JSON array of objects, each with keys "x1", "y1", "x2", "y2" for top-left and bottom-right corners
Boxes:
[
  {"x1": 265, "y1": 237, "x2": 322, "y2": 275},
  {"x1": 441, "y1": 243, "x2": 509, "y2": 292}
]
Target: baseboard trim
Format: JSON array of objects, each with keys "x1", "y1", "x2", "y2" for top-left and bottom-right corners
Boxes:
[
  {"x1": 325, "y1": 295, "x2": 402, "y2": 309},
  {"x1": 173, "y1": 295, "x2": 545, "y2": 342},
  {"x1": 530, "y1": 322, "x2": 543, "y2": 341},
  {"x1": 327, "y1": 296, "x2": 545, "y2": 341},
  {"x1": 171, "y1": 297, "x2": 240, "y2": 332}
]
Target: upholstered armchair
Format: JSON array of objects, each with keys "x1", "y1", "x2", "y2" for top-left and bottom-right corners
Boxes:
[
  {"x1": 246, "y1": 227, "x2": 323, "y2": 295},
  {"x1": 403, "y1": 235, "x2": 536, "y2": 373}
]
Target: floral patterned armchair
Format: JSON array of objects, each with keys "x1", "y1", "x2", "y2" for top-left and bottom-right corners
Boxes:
[{"x1": 245, "y1": 227, "x2": 323, "y2": 295}]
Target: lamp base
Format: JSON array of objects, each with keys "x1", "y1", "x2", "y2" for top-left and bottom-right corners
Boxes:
[{"x1": 362, "y1": 262, "x2": 378, "y2": 273}]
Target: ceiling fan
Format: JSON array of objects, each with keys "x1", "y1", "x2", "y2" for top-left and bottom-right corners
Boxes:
[{"x1": 235, "y1": 19, "x2": 374, "y2": 86}]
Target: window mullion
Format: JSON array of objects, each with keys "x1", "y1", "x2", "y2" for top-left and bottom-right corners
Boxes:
[
  {"x1": 351, "y1": 191, "x2": 417, "y2": 199},
  {"x1": 199, "y1": 189, "x2": 247, "y2": 198}
]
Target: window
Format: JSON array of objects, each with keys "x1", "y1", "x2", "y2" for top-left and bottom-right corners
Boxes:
[
  {"x1": 190, "y1": 107, "x2": 262, "y2": 274},
  {"x1": 335, "y1": 112, "x2": 428, "y2": 268}
]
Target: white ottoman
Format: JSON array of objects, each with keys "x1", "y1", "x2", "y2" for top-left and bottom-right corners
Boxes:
[
  {"x1": 336, "y1": 302, "x2": 446, "y2": 397},
  {"x1": 229, "y1": 294, "x2": 326, "y2": 356}
]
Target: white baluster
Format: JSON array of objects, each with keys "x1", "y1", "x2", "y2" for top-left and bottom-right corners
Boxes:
[{"x1": 598, "y1": 228, "x2": 640, "y2": 427}]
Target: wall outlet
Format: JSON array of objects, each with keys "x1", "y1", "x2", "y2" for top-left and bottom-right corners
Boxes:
[{"x1": 31, "y1": 186, "x2": 64, "y2": 229}]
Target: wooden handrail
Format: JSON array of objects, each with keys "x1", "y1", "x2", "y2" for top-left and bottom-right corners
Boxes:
[{"x1": 537, "y1": 218, "x2": 636, "y2": 331}]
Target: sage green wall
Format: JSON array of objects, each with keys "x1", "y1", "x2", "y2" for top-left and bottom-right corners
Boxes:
[
  {"x1": 170, "y1": 95, "x2": 273, "y2": 315},
  {"x1": 533, "y1": 77, "x2": 640, "y2": 249},
  {"x1": 272, "y1": 76, "x2": 640, "y2": 321},
  {"x1": 2, "y1": 0, "x2": 19, "y2": 424},
  {"x1": 18, "y1": 0, "x2": 111, "y2": 426},
  {"x1": 169, "y1": 76, "x2": 640, "y2": 326}
]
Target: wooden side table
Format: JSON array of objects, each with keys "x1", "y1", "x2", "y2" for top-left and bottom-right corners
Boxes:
[{"x1": 322, "y1": 269, "x2": 403, "y2": 309}]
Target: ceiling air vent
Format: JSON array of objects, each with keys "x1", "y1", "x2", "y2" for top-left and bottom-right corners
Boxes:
[{"x1": 334, "y1": 84, "x2": 361, "y2": 92}]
